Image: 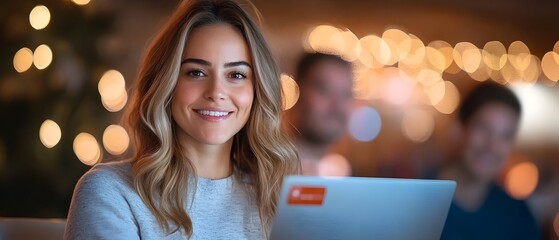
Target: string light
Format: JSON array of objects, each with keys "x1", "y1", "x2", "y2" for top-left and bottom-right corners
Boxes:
[{"x1": 285, "y1": 23, "x2": 556, "y2": 141}]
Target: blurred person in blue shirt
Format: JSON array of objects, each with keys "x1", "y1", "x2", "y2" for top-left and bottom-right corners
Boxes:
[{"x1": 439, "y1": 82, "x2": 541, "y2": 240}]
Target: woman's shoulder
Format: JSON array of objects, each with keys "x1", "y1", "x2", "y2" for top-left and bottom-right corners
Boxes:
[{"x1": 75, "y1": 160, "x2": 134, "y2": 194}]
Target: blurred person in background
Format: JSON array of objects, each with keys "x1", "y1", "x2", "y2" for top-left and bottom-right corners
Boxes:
[
  {"x1": 440, "y1": 82, "x2": 541, "y2": 240},
  {"x1": 287, "y1": 52, "x2": 354, "y2": 176},
  {"x1": 64, "y1": 0, "x2": 300, "y2": 239}
]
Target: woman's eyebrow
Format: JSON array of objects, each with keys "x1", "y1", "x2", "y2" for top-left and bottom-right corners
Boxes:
[
  {"x1": 181, "y1": 58, "x2": 252, "y2": 69},
  {"x1": 224, "y1": 61, "x2": 252, "y2": 69},
  {"x1": 181, "y1": 58, "x2": 210, "y2": 66}
]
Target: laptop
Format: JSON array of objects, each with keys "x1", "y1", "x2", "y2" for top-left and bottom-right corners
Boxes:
[{"x1": 270, "y1": 176, "x2": 456, "y2": 240}]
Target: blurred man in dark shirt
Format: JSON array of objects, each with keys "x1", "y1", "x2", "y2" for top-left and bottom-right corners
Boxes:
[{"x1": 440, "y1": 82, "x2": 541, "y2": 240}]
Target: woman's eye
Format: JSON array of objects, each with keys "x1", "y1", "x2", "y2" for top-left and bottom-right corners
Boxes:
[
  {"x1": 187, "y1": 70, "x2": 206, "y2": 78},
  {"x1": 230, "y1": 72, "x2": 247, "y2": 79}
]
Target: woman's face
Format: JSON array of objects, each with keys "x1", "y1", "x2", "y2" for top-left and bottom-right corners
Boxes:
[
  {"x1": 461, "y1": 102, "x2": 519, "y2": 182},
  {"x1": 172, "y1": 24, "x2": 254, "y2": 146}
]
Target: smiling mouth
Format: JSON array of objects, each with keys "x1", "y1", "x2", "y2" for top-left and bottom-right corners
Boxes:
[
  {"x1": 194, "y1": 109, "x2": 233, "y2": 121},
  {"x1": 196, "y1": 110, "x2": 231, "y2": 116}
]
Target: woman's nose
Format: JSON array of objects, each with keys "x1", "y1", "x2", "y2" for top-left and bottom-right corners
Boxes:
[{"x1": 204, "y1": 77, "x2": 226, "y2": 101}]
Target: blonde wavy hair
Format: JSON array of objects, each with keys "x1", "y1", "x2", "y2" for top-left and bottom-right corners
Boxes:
[{"x1": 123, "y1": 0, "x2": 300, "y2": 237}]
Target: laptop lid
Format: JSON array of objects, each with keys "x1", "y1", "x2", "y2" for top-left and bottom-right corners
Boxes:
[{"x1": 270, "y1": 176, "x2": 456, "y2": 240}]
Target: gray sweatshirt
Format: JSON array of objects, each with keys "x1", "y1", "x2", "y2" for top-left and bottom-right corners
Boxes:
[{"x1": 64, "y1": 161, "x2": 264, "y2": 240}]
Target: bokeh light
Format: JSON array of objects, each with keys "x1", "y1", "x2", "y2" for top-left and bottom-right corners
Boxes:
[
  {"x1": 357, "y1": 37, "x2": 383, "y2": 69},
  {"x1": 541, "y1": 51, "x2": 559, "y2": 82},
  {"x1": 500, "y1": 61, "x2": 521, "y2": 84},
  {"x1": 382, "y1": 28, "x2": 411, "y2": 60},
  {"x1": 102, "y1": 125, "x2": 130, "y2": 155},
  {"x1": 401, "y1": 109, "x2": 435, "y2": 143},
  {"x1": 281, "y1": 74, "x2": 300, "y2": 110},
  {"x1": 428, "y1": 40, "x2": 454, "y2": 70},
  {"x1": 426, "y1": 80, "x2": 446, "y2": 105},
  {"x1": 98, "y1": 70, "x2": 125, "y2": 100},
  {"x1": 353, "y1": 68, "x2": 381, "y2": 100},
  {"x1": 306, "y1": 25, "x2": 344, "y2": 55},
  {"x1": 425, "y1": 47, "x2": 446, "y2": 73},
  {"x1": 433, "y1": 81, "x2": 460, "y2": 114},
  {"x1": 13, "y1": 48, "x2": 34, "y2": 73},
  {"x1": 520, "y1": 55, "x2": 541, "y2": 85},
  {"x1": 33, "y1": 44, "x2": 53, "y2": 70},
  {"x1": 383, "y1": 67, "x2": 414, "y2": 105},
  {"x1": 505, "y1": 162, "x2": 539, "y2": 200},
  {"x1": 73, "y1": 132, "x2": 101, "y2": 166},
  {"x1": 360, "y1": 35, "x2": 392, "y2": 66},
  {"x1": 102, "y1": 90, "x2": 128, "y2": 112},
  {"x1": 39, "y1": 119, "x2": 61, "y2": 148},
  {"x1": 550, "y1": 40, "x2": 559, "y2": 67},
  {"x1": 508, "y1": 41, "x2": 531, "y2": 71},
  {"x1": 482, "y1": 41, "x2": 507, "y2": 70},
  {"x1": 98, "y1": 70, "x2": 127, "y2": 112},
  {"x1": 400, "y1": 36, "x2": 425, "y2": 67},
  {"x1": 461, "y1": 48, "x2": 482, "y2": 73},
  {"x1": 348, "y1": 106, "x2": 382, "y2": 142},
  {"x1": 468, "y1": 59, "x2": 490, "y2": 82},
  {"x1": 416, "y1": 68, "x2": 442, "y2": 87},
  {"x1": 317, "y1": 154, "x2": 351, "y2": 177},
  {"x1": 453, "y1": 42, "x2": 480, "y2": 72},
  {"x1": 29, "y1": 5, "x2": 50, "y2": 30},
  {"x1": 72, "y1": 0, "x2": 91, "y2": 6},
  {"x1": 338, "y1": 29, "x2": 362, "y2": 62}
]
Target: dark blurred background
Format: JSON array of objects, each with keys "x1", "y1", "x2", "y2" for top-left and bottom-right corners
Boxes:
[{"x1": 1, "y1": 0, "x2": 558, "y2": 239}]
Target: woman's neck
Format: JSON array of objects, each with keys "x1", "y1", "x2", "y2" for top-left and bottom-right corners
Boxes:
[{"x1": 180, "y1": 137, "x2": 233, "y2": 180}]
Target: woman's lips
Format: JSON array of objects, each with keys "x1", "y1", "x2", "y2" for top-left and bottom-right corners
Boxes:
[{"x1": 194, "y1": 109, "x2": 233, "y2": 122}]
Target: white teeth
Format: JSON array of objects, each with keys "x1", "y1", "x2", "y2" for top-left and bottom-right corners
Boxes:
[{"x1": 197, "y1": 110, "x2": 229, "y2": 117}]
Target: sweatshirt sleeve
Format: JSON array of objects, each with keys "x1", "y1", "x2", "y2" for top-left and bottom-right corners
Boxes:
[{"x1": 64, "y1": 166, "x2": 140, "y2": 240}]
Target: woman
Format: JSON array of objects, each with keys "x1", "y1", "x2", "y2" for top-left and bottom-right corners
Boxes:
[{"x1": 64, "y1": 0, "x2": 300, "y2": 239}]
